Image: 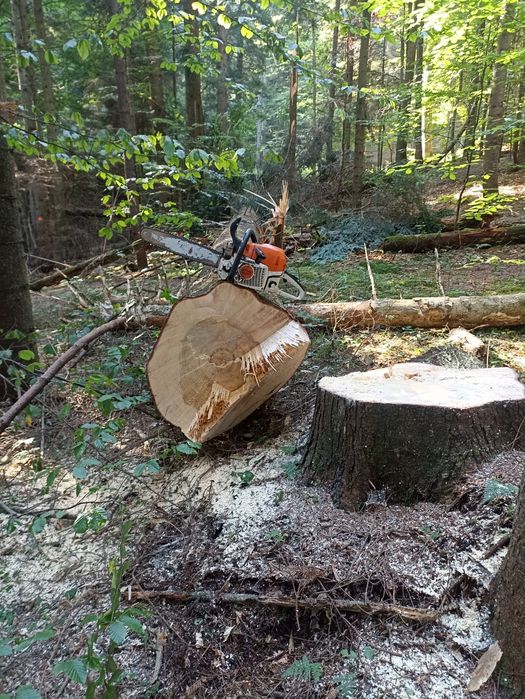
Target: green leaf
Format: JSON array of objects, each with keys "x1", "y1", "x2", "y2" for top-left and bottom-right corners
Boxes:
[
  {"x1": 44, "y1": 49, "x2": 58, "y2": 64},
  {"x1": 53, "y1": 658, "x2": 88, "y2": 685},
  {"x1": 34, "y1": 628, "x2": 56, "y2": 642},
  {"x1": 240, "y1": 25, "x2": 254, "y2": 39},
  {"x1": 18, "y1": 349, "x2": 34, "y2": 361},
  {"x1": 120, "y1": 614, "x2": 146, "y2": 638},
  {"x1": 108, "y1": 620, "x2": 127, "y2": 645},
  {"x1": 30, "y1": 515, "x2": 48, "y2": 535},
  {"x1": 0, "y1": 642, "x2": 13, "y2": 656},
  {"x1": 175, "y1": 441, "x2": 199, "y2": 455},
  {"x1": 77, "y1": 39, "x2": 90, "y2": 60},
  {"x1": 15, "y1": 687, "x2": 41, "y2": 699},
  {"x1": 72, "y1": 464, "x2": 87, "y2": 480},
  {"x1": 217, "y1": 13, "x2": 231, "y2": 28},
  {"x1": 133, "y1": 459, "x2": 160, "y2": 477},
  {"x1": 362, "y1": 645, "x2": 376, "y2": 660}
]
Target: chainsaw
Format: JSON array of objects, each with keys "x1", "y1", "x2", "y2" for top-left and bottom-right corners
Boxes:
[{"x1": 141, "y1": 217, "x2": 306, "y2": 301}]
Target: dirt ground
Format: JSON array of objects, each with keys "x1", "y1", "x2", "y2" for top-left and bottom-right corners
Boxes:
[{"x1": 1, "y1": 200, "x2": 525, "y2": 698}]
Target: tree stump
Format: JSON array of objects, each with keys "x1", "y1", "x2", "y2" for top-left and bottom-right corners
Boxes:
[
  {"x1": 147, "y1": 283, "x2": 310, "y2": 442},
  {"x1": 302, "y1": 363, "x2": 525, "y2": 509}
]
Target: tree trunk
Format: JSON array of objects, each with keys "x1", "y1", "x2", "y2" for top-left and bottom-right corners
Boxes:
[
  {"x1": 302, "y1": 363, "x2": 525, "y2": 509},
  {"x1": 377, "y1": 37, "x2": 387, "y2": 168},
  {"x1": 514, "y1": 66, "x2": 525, "y2": 165},
  {"x1": 147, "y1": 283, "x2": 310, "y2": 442},
  {"x1": 298, "y1": 292, "x2": 525, "y2": 331},
  {"x1": 147, "y1": 33, "x2": 166, "y2": 125},
  {"x1": 0, "y1": 131, "x2": 35, "y2": 397},
  {"x1": 284, "y1": 16, "x2": 299, "y2": 194},
  {"x1": 395, "y1": 3, "x2": 417, "y2": 163},
  {"x1": 216, "y1": 22, "x2": 229, "y2": 134},
  {"x1": 382, "y1": 224, "x2": 525, "y2": 252},
  {"x1": 183, "y1": 0, "x2": 204, "y2": 139},
  {"x1": 311, "y1": 18, "x2": 317, "y2": 132},
  {"x1": 340, "y1": 36, "x2": 354, "y2": 171},
  {"x1": 325, "y1": 0, "x2": 341, "y2": 163},
  {"x1": 10, "y1": 0, "x2": 35, "y2": 131},
  {"x1": 491, "y1": 466, "x2": 525, "y2": 696},
  {"x1": 351, "y1": 8, "x2": 371, "y2": 209},
  {"x1": 32, "y1": 0, "x2": 57, "y2": 140},
  {"x1": 0, "y1": 31, "x2": 7, "y2": 101},
  {"x1": 414, "y1": 33, "x2": 424, "y2": 161},
  {"x1": 482, "y1": 3, "x2": 516, "y2": 194}
]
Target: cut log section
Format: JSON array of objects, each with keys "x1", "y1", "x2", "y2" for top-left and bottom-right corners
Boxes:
[
  {"x1": 382, "y1": 225, "x2": 525, "y2": 252},
  {"x1": 302, "y1": 363, "x2": 525, "y2": 509},
  {"x1": 299, "y1": 293, "x2": 525, "y2": 330},
  {"x1": 147, "y1": 283, "x2": 310, "y2": 442}
]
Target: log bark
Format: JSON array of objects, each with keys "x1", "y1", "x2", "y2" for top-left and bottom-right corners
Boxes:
[
  {"x1": 490, "y1": 467, "x2": 525, "y2": 695},
  {"x1": 382, "y1": 225, "x2": 525, "y2": 252},
  {"x1": 302, "y1": 363, "x2": 525, "y2": 509},
  {"x1": 299, "y1": 293, "x2": 525, "y2": 331},
  {"x1": 147, "y1": 283, "x2": 310, "y2": 442},
  {"x1": 29, "y1": 240, "x2": 142, "y2": 291}
]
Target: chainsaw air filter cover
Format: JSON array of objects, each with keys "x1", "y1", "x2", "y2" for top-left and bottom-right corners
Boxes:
[{"x1": 147, "y1": 282, "x2": 310, "y2": 442}]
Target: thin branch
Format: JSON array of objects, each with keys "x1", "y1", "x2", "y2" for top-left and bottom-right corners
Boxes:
[{"x1": 0, "y1": 316, "x2": 127, "y2": 435}]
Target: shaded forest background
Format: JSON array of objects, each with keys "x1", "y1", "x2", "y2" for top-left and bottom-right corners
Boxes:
[{"x1": 1, "y1": 0, "x2": 524, "y2": 265}]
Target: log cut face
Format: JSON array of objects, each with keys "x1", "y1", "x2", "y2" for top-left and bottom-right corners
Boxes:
[
  {"x1": 302, "y1": 363, "x2": 525, "y2": 509},
  {"x1": 147, "y1": 283, "x2": 310, "y2": 442}
]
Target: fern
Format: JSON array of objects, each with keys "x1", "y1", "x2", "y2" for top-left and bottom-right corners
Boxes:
[
  {"x1": 282, "y1": 655, "x2": 324, "y2": 685},
  {"x1": 482, "y1": 479, "x2": 519, "y2": 504},
  {"x1": 333, "y1": 673, "x2": 357, "y2": 698}
]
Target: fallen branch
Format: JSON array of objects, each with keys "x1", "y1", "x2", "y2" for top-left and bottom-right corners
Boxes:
[
  {"x1": 297, "y1": 293, "x2": 525, "y2": 330},
  {"x1": 382, "y1": 225, "x2": 525, "y2": 253},
  {"x1": 0, "y1": 317, "x2": 126, "y2": 434},
  {"x1": 125, "y1": 588, "x2": 439, "y2": 623},
  {"x1": 29, "y1": 240, "x2": 143, "y2": 291}
]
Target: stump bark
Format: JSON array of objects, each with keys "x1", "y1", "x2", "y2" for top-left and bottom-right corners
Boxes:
[
  {"x1": 147, "y1": 283, "x2": 310, "y2": 442},
  {"x1": 302, "y1": 363, "x2": 525, "y2": 509},
  {"x1": 490, "y1": 466, "x2": 525, "y2": 696}
]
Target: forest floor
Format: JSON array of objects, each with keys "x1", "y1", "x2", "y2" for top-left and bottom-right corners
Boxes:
[{"x1": 1, "y1": 178, "x2": 525, "y2": 698}]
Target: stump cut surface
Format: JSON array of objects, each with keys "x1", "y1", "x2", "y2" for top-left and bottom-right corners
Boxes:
[{"x1": 147, "y1": 283, "x2": 310, "y2": 442}]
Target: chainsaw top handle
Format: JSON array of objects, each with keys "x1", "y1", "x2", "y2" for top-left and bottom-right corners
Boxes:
[
  {"x1": 226, "y1": 226, "x2": 258, "y2": 282},
  {"x1": 229, "y1": 217, "x2": 257, "y2": 252}
]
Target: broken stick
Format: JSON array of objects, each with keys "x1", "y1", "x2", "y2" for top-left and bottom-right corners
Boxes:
[{"x1": 124, "y1": 588, "x2": 439, "y2": 623}]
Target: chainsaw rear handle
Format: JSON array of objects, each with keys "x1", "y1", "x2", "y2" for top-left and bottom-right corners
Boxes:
[{"x1": 226, "y1": 226, "x2": 258, "y2": 282}]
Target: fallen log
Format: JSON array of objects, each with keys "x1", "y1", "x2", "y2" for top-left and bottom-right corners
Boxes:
[
  {"x1": 29, "y1": 240, "x2": 142, "y2": 291},
  {"x1": 299, "y1": 293, "x2": 525, "y2": 330},
  {"x1": 147, "y1": 283, "x2": 310, "y2": 442},
  {"x1": 382, "y1": 225, "x2": 525, "y2": 252},
  {"x1": 124, "y1": 587, "x2": 439, "y2": 623},
  {"x1": 302, "y1": 363, "x2": 525, "y2": 508}
]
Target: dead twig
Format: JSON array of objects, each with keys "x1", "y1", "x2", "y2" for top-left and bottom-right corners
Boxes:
[
  {"x1": 364, "y1": 243, "x2": 377, "y2": 301},
  {"x1": 151, "y1": 628, "x2": 167, "y2": 684},
  {"x1": 124, "y1": 588, "x2": 439, "y2": 623},
  {"x1": 483, "y1": 534, "x2": 511, "y2": 559},
  {"x1": 434, "y1": 247, "x2": 445, "y2": 297}
]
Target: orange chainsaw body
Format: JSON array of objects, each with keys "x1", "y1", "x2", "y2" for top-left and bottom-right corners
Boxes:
[{"x1": 243, "y1": 242, "x2": 287, "y2": 272}]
